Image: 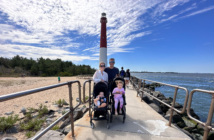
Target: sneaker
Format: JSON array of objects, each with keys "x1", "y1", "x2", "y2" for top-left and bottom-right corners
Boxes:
[
  {"x1": 119, "y1": 110, "x2": 122, "y2": 114},
  {"x1": 115, "y1": 112, "x2": 118, "y2": 115}
]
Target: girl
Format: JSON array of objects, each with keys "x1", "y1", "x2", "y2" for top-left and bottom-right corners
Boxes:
[{"x1": 112, "y1": 81, "x2": 125, "y2": 115}]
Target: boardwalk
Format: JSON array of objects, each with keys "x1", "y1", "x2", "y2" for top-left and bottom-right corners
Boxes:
[{"x1": 64, "y1": 86, "x2": 191, "y2": 140}]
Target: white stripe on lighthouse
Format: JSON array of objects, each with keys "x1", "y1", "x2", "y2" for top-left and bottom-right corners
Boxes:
[{"x1": 99, "y1": 47, "x2": 107, "y2": 67}]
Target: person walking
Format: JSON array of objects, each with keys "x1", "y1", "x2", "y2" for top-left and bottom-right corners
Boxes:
[
  {"x1": 119, "y1": 67, "x2": 125, "y2": 78},
  {"x1": 58, "y1": 76, "x2": 60, "y2": 83},
  {"x1": 124, "y1": 69, "x2": 130, "y2": 87}
]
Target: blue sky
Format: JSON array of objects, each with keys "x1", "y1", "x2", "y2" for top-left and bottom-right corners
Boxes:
[{"x1": 0, "y1": 0, "x2": 214, "y2": 73}]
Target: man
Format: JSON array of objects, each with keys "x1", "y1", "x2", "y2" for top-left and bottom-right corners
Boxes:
[
  {"x1": 119, "y1": 67, "x2": 125, "y2": 78},
  {"x1": 104, "y1": 58, "x2": 119, "y2": 94},
  {"x1": 104, "y1": 58, "x2": 119, "y2": 82}
]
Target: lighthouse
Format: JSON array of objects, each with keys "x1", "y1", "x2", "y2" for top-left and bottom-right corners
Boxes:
[{"x1": 99, "y1": 13, "x2": 107, "y2": 67}]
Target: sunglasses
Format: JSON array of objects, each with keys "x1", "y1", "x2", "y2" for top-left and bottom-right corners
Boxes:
[
  {"x1": 100, "y1": 65, "x2": 105, "y2": 67},
  {"x1": 109, "y1": 61, "x2": 115, "y2": 63}
]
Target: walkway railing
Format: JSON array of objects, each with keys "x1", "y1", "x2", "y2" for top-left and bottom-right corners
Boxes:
[
  {"x1": 130, "y1": 76, "x2": 214, "y2": 140},
  {"x1": 0, "y1": 80, "x2": 87, "y2": 139},
  {"x1": 187, "y1": 89, "x2": 214, "y2": 140},
  {"x1": 82, "y1": 79, "x2": 92, "y2": 103},
  {"x1": 130, "y1": 76, "x2": 189, "y2": 126},
  {"x1": 77, "y1": 74, "x2": 93, "y2": 79}
]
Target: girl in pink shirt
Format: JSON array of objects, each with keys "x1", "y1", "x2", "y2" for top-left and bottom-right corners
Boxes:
[{"x1": 112, "y1": 81, "x2": 125, "y2": 115}]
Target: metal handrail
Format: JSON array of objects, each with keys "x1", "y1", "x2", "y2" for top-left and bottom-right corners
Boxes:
[
  {"x1": 83, "y1": 79, "x2": 92, "y2": 103},
  {"x1": 187, "y1": 89, "x2": 214, "y2": 140},
  {"x1": 0, "y1": 80, "x2": 83, "y2": 139},
  {"x1": 130, "y1": 76, "x2": 189, "y2": 126}
]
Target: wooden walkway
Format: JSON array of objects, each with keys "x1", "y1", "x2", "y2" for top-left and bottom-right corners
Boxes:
[{"x1": 64, "y1": 85, "x2": 191, "y2": 140}]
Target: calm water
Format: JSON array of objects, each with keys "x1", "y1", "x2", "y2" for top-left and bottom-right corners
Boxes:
[{"x1": 131, "y1": 73, "x2": 214, "y2": 123}]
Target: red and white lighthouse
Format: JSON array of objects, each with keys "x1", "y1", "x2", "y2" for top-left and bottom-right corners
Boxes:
[{"x1": 99, "y1": 13, "x2": 107, "y2": 67}]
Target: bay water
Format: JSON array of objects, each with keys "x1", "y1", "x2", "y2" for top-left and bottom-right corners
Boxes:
[{"x1": 131, "y1": 73, "x2": 214, "y2": 123}]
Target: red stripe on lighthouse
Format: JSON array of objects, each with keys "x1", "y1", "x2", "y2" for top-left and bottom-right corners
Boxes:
[{"x1": 100, "y1": 17, "x2": 107, "y2": 48}]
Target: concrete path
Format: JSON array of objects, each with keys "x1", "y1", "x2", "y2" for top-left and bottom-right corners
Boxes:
[{"x1": 64, "y1": 85, "x2": 191, "y2": 140}]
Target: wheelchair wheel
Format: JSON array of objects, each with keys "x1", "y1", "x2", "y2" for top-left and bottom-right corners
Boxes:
[
  {"x1": 123, "y1": 116, "x2": 126, "y2": 123},
  {"x1": 110, "y1": 114, "x2": 113, "y2": 122},
  {"x1": 91, "y1": 122, "x2": 95, "y2": 129},
  {"x1": 107, "y1": 123, "x2": 110, "y2": 129}
]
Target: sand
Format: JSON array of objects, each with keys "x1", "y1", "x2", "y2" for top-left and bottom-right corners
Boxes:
[{"x1": 0, "y1": 76, "x2": 93, "y2": 140}]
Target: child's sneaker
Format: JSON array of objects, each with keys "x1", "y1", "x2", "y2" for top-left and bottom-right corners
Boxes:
[{"x1": 119, "y1": 110, "x2": 122, "y2": 114}]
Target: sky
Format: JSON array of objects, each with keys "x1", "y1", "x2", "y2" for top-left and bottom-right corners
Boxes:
[{"x1": 0, "y1": 0, "x2": 214, "y2": 73}]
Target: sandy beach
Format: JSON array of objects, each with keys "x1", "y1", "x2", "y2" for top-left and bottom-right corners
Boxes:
[{"x1": 0, "y1": 76, "x2": 93, "y2": 139}]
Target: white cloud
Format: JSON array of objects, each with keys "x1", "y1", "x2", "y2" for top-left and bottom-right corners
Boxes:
[
  {"x1": 0, "y1": 0, "x2": 210, "y2": 61},
  {"x1": 0, "y1": 0, "x2": 160, "y2": 58},
  {"x1": 0, "y1": 44, "x2": 98, "y2": 61},
  {"x1": 146, "y1": 38, "x2": 164, "y2": 42},
  {"x1": 179, "y1": 5, "x2": 214, "y2": 19}
]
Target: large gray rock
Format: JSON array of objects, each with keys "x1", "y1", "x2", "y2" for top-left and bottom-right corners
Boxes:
[
  {"x1": 170, "y1": 102, "x2": 183, "y2": 108},
  {"x1": 2, "y1": 137, "x2": 17, "y2": 140},
  {"x1": 81, "y1": 107, "x2": 89, "y2": 114},
  {"x1": 166, "y1": 97, "x2": 173, "y2": 102},
  {"x1": 151, "y1": 97, "x2": 161, "y2": 107},
  {"x1": 165, "y1": 110, "x2": 183, "y2": 123},
  {"x1": 5, "y1": 111, "x2": 14, "y2": 115},
  {"x1": 142, "y1": 93, "x2": 153, "y2": 104},
  {"x1": 27, "y1": 130, "x2": 65, "y2": 140},
  {"x1": 60, "y1": 109, "x2": 83, "y2": 129},
  {"x1": 62, "y1": 125, "x2": 71, "y2": 135},
  {"x1": 192, "y1": 133, "x2": 203, "y2": 140},
  {"x1": 162, "y1": 99, "x2": 171, "y2": 104},
  {"x1": 157, "y1": 96, "x2": 166, "y2": 100},
  {"x1": 182, "y1": 117, "x2": 197, "y2": 127},
  {"x1": 153, "y1": 91, "x2": 164, "y2": 98},
  {"x1": 63, "y1": 100, "x2": 69, "y2": 105},
  {"x1": 21, "y1": 107, "x2": 26, "y2": 113},
  {"x1": 6, "y1": 126, "x2": 18, "y2": 133},
  {"x1": 76, "y1": 98, "x2": 80, "y2": 102},
  {"x1": 178, "y1": 108, "x2": 200, "y2": 120},
  {"x1": 148, "y1": 103, "x2": 163, "y2": 115},
  {"x1": 208, "y1": 131, "x2": 214, "y2": 140},
  {"x1": 160, "y1": 103, "x2": 169, "y2": 113}
]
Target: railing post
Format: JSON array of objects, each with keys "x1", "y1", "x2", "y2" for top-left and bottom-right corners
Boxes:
[
  {"x1": 89, "y1": 85, "x2": 91, "y2": 118},
  {"x1": 83, "y1": 82, "x2": 86, "y2": 103},
  {"x1": 141, "y1": 80, "x2": 145, "y2": 102},
  {"x1": 137, "y1": 79, "x2": 142, "y2": 97},
  {"x1": 68, "y1": 83, "x2": 75, "y2": 138},
  {"x1": 168, "y1": 87, "x2": 178, "y2": 126},
  {"x1": 203, "y1": 94, "x2": 214, "y2": 140}
]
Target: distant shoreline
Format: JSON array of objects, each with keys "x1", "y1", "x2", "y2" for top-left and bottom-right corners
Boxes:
[{"x1": 130, "y1": 72, "x2": 214, "y2": 74}]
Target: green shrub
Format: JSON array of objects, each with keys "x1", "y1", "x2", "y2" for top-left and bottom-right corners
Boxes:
[
  {"x1": 51, "y1": 125, "x2": 60, "y2": 130},
  {"x1": 41, "y1": 73, "x2": 47, "y2": 77},
  {"x1": 38, "y1": 104, "x2": 48, "y2": 118},
  {"x1": 62, "y1": 110, "x2": 66, "y2": 115},
  {"x1": 81, "y1": 96, "x2": 89, "y2": 103},
  {"x1": 20, "y1": 118, "x2": 46, "y2": 131},
  {"x1": 25, "y1": 107, "x2": 37, "y2": 120},
  {"x1": 0, "y1": 114, "x2": 19, "y2": 131},
  {"x1": 58, "y1": 72, "x2": 72, "y2": 76},
  {"x1": 55, "y1": 99, "x2": 66, "y2": 107},
  {"x1": 25, "y1": 131, "x2": 36, "y2": 138},
  {"x1": 25, "y1": 112, "x2": 32, "y2": 120}
]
